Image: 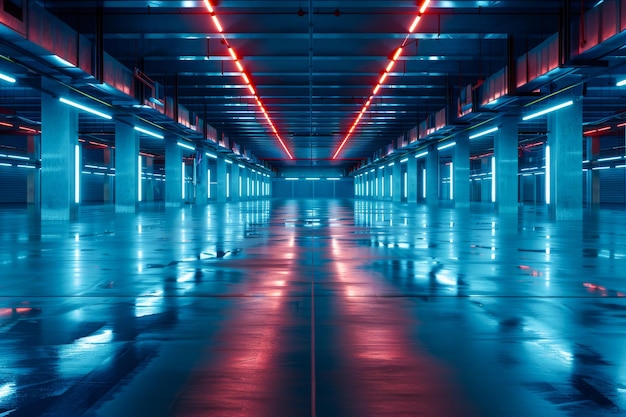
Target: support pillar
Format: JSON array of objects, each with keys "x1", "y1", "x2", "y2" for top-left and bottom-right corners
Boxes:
[
  {"x1": 242, "y1": 168, "x2": 249, "y2": 200},
  {"x1": 407, "y1": 156, "x2": 418, "y2": 203},
  {"x1": 231, "y1": 164, "x2": 240, "y2": 202},
  {"x1": 103, "y1": 148, "x2": 114, "y2": 203},
  {"x1": 454, "y1": 134, "x2": 470, "y2": 208},
  {"x1": 392, "y1": 162, "x2": 401, "y2": 202},
  {"x1": 426, "y1": 144, "x2": 439, "y2": 205},
  {"x1": 145, "y1": 157, "x2": 155, "y2": 202},
  {"x1": 495, "y1": 120, "x2": 519, "y2": 214},
  {"x1": 547, "y1": 96, "x2": 583, "y2": 220},
  {"x1": 40, "y1": 79, "x2": 78, "y2": 220},
  {"x1": 115, "y1": 119, "x2": 139, "y2": 213},
  {"x1": 216, "y1": 158, "x2": 227, "y2": 203},
  {"x1": 165, "y1": 137, "x2": 182, "y2": 207},
  {"x1": 26, "y1": 134, "x2": 40, "y2": 213},
  {"x1": 588, "y1": 135, "x2": 600, "y2": 209},
  {"x1": 196, "y1": 152, "x2": 208, "y2": 205}
]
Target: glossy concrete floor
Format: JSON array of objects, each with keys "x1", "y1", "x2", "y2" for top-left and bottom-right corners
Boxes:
[{"x1": 1, "y1": 199, "x2": 625, "y2": 417}]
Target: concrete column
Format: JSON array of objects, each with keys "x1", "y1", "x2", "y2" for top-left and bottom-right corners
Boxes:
[
  {"x1": 103, "y1": 148, "x2": 113, "y2": 203},
  {"x1": 250, "y1": 172, "x2": 256, "y2": 200},
  {"x1": 588, "y1": 135, "x2": 600, "y2": 208},
  {"x1": 145, "y1": 157, "x2": 155, "y2": 202},
  {"x1": 392, "y1": 162, "x2": 401, "y2": 202},
  {"x1": 26, "y1": 135, "x2": 40, "y2": 211},
  {"x1": 40, "y1": 79, "x2": 78, "y2": 220},
  {"x1": 547, "y1": 96, "x2": 583, "y2": 220},
  {"x1": 407, "y1": 156, "x2": 418, "y2": 204},
  {"x1": 216, "y1": 158, "x2": 227, "y2": 202},
  {"x1": 480, "y1": 158, "x2": 491, "y2": 202},
  {"x1": 495, "y1": 120, "x2": 519, "y2": 214},
  {"x1": 165, "y1": 137, "x2": 182, "y2": 207},
  {"x1": 114, "y1": 119, "x2": 139, "y2": 213},
  {"x1": 231, "y1": 164, "x2": 240, "y2": 202},
  {"x1": 426, "y1": 144, "x2": 439, "y2": 205},
  {"x1": 454, "y1": 134, "x2": 470, "y2": 208},
  {"x1": 241, "y1": 168, "x2": 249, "y2": 200},
  {"x1": 196, "y1": 152, "x2": 209, "y2": 205}
]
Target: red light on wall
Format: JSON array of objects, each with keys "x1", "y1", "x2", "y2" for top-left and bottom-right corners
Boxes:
[
  {"x1": 379, "y1": 72, "x2": 388, "y2": 84},
  {"x1": 247, "y1": 85, "x2": 256, "y2": 95},
  {"x1": 419, "y1": 0, "x2": 431, "y2": 14},
  {"x1": 0, "y1": 121, "x2": 12, "y2": 127},
  {"x1": 211, "y1": 15, "x2": 223, "y2": 32},
  {"x1": 242, "y1": 73, "x2": 250, "y2": 84},
  {"x1": 373, "y1": 84, "x2": 381, "y2": 95}
]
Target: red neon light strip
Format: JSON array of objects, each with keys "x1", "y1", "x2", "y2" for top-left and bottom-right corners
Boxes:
[
  {"x1": 18, "y1": 126, "x2": 40, "y2": 133},
  {"x1": 204, "y1": 1, "x2": 293, "y2": 160},
  {"x1": 332, "y1": 0, "x2": 431, "y2": 160},
  {"x1": 584, "y1": 126, "x2": 613, "y2": 135}
]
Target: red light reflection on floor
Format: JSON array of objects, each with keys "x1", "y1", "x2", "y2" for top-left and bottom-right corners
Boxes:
[{"x1": 329, "y1": 236, "x2": 478, "y2": 416}]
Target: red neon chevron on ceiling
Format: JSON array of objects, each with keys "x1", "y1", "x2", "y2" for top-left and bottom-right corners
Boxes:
[
  {"x1": 332, "y1": 0, "x2": 433, "y2": 160},
  {"x1": 203, "y1": 0, "x2": 294, "y2": 160}
]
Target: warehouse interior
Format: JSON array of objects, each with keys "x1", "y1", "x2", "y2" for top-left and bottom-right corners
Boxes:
[{"x1": 1, "y1": 1, "x2": 626, "y2": 416}]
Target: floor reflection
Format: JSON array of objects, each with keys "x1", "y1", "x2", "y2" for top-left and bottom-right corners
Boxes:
[{"x1": 0, "y1": 200, "x2": 625, "y2": 416}]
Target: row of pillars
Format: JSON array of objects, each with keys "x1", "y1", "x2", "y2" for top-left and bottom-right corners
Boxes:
[
  {"x1": 38, "y1": 78, "x2": 270, "y2": 221},
  {"x1": 355, "y1": 95, "x2": 585, "y2": 220}
]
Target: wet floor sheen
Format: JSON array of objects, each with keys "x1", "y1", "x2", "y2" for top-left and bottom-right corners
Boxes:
[{"x1": 1, "y1": 199, "x2": 625, "y2": 417}]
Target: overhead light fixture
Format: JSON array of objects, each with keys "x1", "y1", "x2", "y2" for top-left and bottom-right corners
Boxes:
[
  {"x1": 469, "y1": 126, "x2": 499, "y2": 140},
  {"x1": 400, "y1": 157, "x2": 409, "y2": 163},
  {"x1": 415, "y1": 151, "x2": 428, "y2": 159},
  {"x1": 437, "y1": 142, "x2": 456, "y2": 151},
  {"x1": 388, "y1": 162, "x2": 395, "y2": 167},
  {"x1": 177, "y1": 141, "x2": 195, "y2": 151},
  {"x1": 205, "y1": 152, "x2": 217, "y2": 159},
  {"x1": 522, "y1": 100, "x2": 574, "y2": 121},
  {"x1": 225, "y1": 159, "x2": 233, "y2": 164},
  {"x1": 134, "y1": 126, "x2": 164, "y2": 139},
  {"x1": 597, "y1": 156, "x2": 623, "y2": 162},
  {"x1": 617, "y1": 78, "x2": 626, "y2": 87},
  {"x1": 0, "y1": 72, "x2": 16, "y2": 83},
  {"x1": 60, "y1": 97, "x2": 112, "y2": 120}
]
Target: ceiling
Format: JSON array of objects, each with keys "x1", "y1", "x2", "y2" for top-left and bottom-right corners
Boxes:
[{"x1": 3, "y1": 0, "x2": 626, "y2": 174}]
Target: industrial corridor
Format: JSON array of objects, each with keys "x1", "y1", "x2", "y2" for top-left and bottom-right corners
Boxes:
[{"x1": 1, "y1": 199, "x2": 625, "y2": 416}]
